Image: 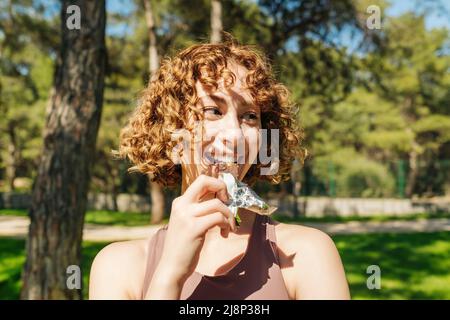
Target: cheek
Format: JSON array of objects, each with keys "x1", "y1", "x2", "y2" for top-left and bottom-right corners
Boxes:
[
  {"x1": 201, "y1": 122, "x2": 220, "y2": 141},
  {"x1": 244, "y1": 128, "x2": 260, "y2": 145},
  {"x1": 200, "y1": 122, "x2": 218, "y2": 154}
]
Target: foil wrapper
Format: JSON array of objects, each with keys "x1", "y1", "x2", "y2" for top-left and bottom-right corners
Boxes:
[{"x1": 218, "y1": 166, "x2": 277, "y2": 226}]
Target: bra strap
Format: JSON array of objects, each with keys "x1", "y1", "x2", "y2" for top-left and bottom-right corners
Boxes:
[
  {"x1": 264, "y1": 216, "x2": 282, "y2": 265},
  {"x1": 141, "y1": 226, "x2": 167, "y2": 299}
]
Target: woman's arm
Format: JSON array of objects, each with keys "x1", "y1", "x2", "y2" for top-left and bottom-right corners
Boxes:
[{"x1": 290, "y1": 226, "x2": 351, "y2": 300}]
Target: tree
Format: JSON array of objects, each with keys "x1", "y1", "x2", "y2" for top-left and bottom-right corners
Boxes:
[
  {"x1": 366, "y1": 13, "x2": 450, "y2": 196},
  {"x1": 142, "y1": 0, "x2": 165, "y2": 224},
  {"x1": 210, "y1": 0, "x2": 222, "y2": 43},
  {"x1": 21, "y1": 0, "x2": 106, "y2": 299},
  {"x1": 0, "y1": 0, "x2": 58, "y2": 192}
]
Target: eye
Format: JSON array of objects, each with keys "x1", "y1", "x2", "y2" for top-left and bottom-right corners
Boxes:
[
  {"x1": 203, "y1": 106, "x2": 222, "y2": 119},
  {"x1": 242, "y1": 112, "x2": 259, "y2": 123}
]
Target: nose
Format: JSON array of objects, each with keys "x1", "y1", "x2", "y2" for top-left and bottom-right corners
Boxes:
[{"x1": 216, "y1": 112, "x2": 245, "y2": 154}]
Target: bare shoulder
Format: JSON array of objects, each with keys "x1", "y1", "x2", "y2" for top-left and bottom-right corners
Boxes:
[
  {"x1": 273, "y1": 221, "x2": 350, "y2": 300},
  {"x1": 274, "y1": 221, "x2": 337, "y2": 254},
  {"x1": 89, "y1": 238, "x2": 150, "y2": 299}
]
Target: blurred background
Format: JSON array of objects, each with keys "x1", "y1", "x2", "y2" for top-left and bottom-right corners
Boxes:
[{"x1": 0, "y1": 0, "x2": 449, "y2": 300}]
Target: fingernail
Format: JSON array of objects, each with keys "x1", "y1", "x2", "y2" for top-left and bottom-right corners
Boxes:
[{"x1": 222, "y1": 228, "x2": 229, "y2": 238}]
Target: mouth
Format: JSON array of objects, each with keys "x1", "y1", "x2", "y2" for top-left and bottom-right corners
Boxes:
[
  {"x1": 203, "y1": 152, "x2": 245, "y2": 166},
  {"x1": 203, "y1": 152, "x2": 244, "y2": 179}
]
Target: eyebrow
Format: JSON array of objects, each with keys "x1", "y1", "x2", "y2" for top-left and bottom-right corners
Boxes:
[
  {"x1": 198, "y1": 94, "x2": 256, "y2": 109},
  {"x1": 198, "y1": 94, "x2": 226, "y2": 104}
]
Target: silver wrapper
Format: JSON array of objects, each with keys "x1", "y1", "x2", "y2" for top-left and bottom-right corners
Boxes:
[{"x1": 219, "y1": 171, "x2": 277, "y2": 220}]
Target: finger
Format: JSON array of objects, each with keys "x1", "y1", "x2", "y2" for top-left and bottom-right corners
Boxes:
[
  {"x1": 221, "y1": 226, "x2": 230, "y2": 238},
  {"x1": 184, "y1": 175, "x2": 228, "y2": 203},
  {"x1": 192, "y1": 199, "x2": 236, "y2": 231},
  {"x1": 196, "y1": 212, "x2": 232, "y2": 234},
  {"x1": 211, "y1": 165, "x2": 220, "y2": 204},
  {"x1": 211, "y1": 164, "x2": 219, "y2": 179}
]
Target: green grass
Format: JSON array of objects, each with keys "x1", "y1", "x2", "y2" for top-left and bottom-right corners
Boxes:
[
  {"x1": 333, "y1": 231, "x2": 450, "y2": 299},
  {"x1": 0, "y1": 209, "x2": 168, "y2": 226},
  {"x1": 0, "y1": 209, "x2": 28, "y2": 217},
  {"x1": 1, "y1": 231, "x2": 450, "y2": 299},
  {"x1": 84, "y1": 210, "x2": 162, "y2": 226},
  {"x1": 273, "y1": 211, "x2": 450, "y2": 224},
  {"x1": 1, "y1": 208, "x2": 449, "y2": 227},
  {"x1": 0, "y1": 237, "x2": 107, "y2": 300},
  {"x1": 0, "y1": 238, "x2": 25, "y2": 298}
]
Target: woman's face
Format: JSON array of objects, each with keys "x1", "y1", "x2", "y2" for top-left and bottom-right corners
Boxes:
[{"x1": 179, "y1": 62, "x2": 261, "y2": 186}]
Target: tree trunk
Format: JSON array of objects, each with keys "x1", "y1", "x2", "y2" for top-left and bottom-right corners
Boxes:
[
  {"x1": 405, "y1": 149, "x2": 418, "y2": 198},
  {"x1": 210, "y1": 0, "x2": 223, "y2": 43},
  {"x1": 143, "y1": 0, "x2": 159, "y2": 76},
  {"x1": 21, "y1": 0, "x2": 106, "y2": 300},
  {"x1": 4, "y1": 124, "x2": 19, "y2": 192},
  {"x1": 150, "y1": 180, "x2": 165, "y2": 224},
  {"x1": 110, "y1": 166, "x2": 119, "y2": 212},
  {"x1": 143, "y1": 0, "x2": 165, "y2": 224},
  {"x1": 290, "y1": 160, "x2": 302, "y2": 217},
  {"x1": 405, "y1": 124, "x2": 420, "y2": 198},
  {"x1": 292, "y1": 180, "x2": 302, "y2": 218}
]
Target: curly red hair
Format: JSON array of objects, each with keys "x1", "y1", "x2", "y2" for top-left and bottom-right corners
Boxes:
[{"x1": 115, "y1": 36, "x2": 305, "y2": 187}]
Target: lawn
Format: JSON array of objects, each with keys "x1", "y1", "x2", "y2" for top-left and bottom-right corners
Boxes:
[
  {"x1": 0, "y1": 237, "x2": 106, "y2": 300},
  {"x1": 333, "y1": 232, "x2": 450, "y2": 299},
  {"x1": 1, "y1": 231, "x2": 450, "y2": 299},
  {"x1": 272, "y1": 211, "x2": 450, "y2": 224},
  {"x1": 1, "y1": 208, "x2": 449, "y2": 227},
  {"x1": 0, "y1": 209, "x2": 162, "y2": 226}
]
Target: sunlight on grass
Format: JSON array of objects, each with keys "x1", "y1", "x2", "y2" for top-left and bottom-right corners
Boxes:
[
  {"x1": 84, "y1": 210, "x2": 153, "y2": 227},
  {"x1": 273, "y1": 211, "x2": 450, "y2": 224},
  {"x1": 0, "y1": 209, "x2": 160, "y2": 227},
  {"x1": 0, "y1": 209, "x2": 28, "y2": 217},
  {"x1": 333, "y1": 231, "x2": 450, "y2": 299}
]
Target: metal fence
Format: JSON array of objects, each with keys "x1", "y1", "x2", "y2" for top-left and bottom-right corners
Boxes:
[{"x1": 297, "y1": 159, "x2": 450, "y2": 198}]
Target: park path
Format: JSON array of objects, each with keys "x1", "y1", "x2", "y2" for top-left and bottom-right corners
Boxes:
[{"x1": 0, "y1": 215, "x2": 449, "y2": 242}]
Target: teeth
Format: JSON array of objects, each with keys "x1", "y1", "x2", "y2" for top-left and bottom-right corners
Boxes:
[
  {"x1": 208, "y1": 155, "x2": 236, "y2": 164},
  {"x1": 204, "y1": 152, "x2": 242, "y2": 165},
  {"x1": 216, "y1": 159, "x2": 237, "y2": 164}
]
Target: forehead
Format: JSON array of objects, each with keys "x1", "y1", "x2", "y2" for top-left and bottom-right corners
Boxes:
[{"x1": 195, "y1": 62, "x2": 253, "y2": 103}]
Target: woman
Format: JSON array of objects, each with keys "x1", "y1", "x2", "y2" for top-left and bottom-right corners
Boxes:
[{"x1": 89, "y1": 37, "x2": 350, "y2": 300}]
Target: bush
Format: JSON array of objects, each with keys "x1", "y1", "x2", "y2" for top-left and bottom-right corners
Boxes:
[
  {"x1": 312, "y1": 149, "x2": 396, "y2": 197},
  {"x1": 337, "y1": 158, "x2": 395, "y2": 197}
]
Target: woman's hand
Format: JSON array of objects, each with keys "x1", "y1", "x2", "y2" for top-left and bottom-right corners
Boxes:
[{"x1": 145, "y1": 174, "x2": 236, "y2": 298}]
